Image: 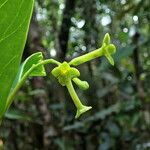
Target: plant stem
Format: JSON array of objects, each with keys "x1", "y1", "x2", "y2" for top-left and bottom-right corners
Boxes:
[
  {"x1": 4, "y1": 59, "x2": 60, "y2": 113},
  {"x1": 40, "y1": 59, "x2": 61, "y2": 66}
]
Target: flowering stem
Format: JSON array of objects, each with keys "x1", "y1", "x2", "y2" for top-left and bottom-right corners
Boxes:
[{"x1": 4, "y1": 59, "x2": 60, "y2": 115}]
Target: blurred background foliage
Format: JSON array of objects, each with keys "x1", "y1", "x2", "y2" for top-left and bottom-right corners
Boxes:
[{"x1": 0, "y1": 0, "x2": 150, "y2": 149}]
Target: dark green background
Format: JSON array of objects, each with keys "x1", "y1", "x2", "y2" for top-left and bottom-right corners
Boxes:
[{"x1": 0, "y1": 0, "x2": 149, "y2": 149}]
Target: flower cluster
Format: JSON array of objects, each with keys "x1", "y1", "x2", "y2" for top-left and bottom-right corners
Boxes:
[
  {"x1": 51, "y1": 33, "x2": 116, "y2": 118},
  {"x1": 51, "y1": 62, "x2": 92, "y2": 118}
]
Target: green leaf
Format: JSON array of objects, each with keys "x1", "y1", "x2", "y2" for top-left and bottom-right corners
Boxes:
[
  {"x1": 22, "y1": 52, "x2": 46, "y2": 77},
  {"x1": 11, "y1": 52, "x2": 46, "y2": 91},
  {"x1": 5, "y1": 109, "x2": 32, "y2": 122},
  {"x1": 0, "y1": 0, "x2": 34, "y2": 116}
]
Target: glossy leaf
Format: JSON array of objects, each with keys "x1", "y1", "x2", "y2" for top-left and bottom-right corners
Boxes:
[
  {"x1": 0, "y1": 0, "x2": 34, "y2": 116},
  {"x1": 11, "y1": 52, "x2": 46, "y2": 91},
  {"x1": 22, "y1": 52, "x2": 46, "y2": 77}
]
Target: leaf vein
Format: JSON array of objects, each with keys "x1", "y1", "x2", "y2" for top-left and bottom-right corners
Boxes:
[
  {"x1": 0, "y1": 55, "x2": 17, "y2": 78},
  {"x1": 0, "y1": 0, "x2": 9, "y2": 9},
  {"x1": 0, "y1": 0, "x2": 24, "y2": 41}
]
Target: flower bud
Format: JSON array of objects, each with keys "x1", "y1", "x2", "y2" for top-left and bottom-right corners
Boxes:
[{"x1": 73, "y1": 78, "x2": 89, "y2": 90}]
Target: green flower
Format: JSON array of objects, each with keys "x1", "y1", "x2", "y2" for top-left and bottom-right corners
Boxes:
[
  {"x1": 66, "y1": 80, "x2": 92, "y2": 118},
  {"x1": 50, "y1": 34, "x2": 116, "y2": 118},
  {"x1": 51, "y1": 62, "x2": 80, "y2": 86},
  {"x1": 51, "y1": 62, "x2": 92, "y2": 118},
  {"x1": 102, "y1": 33, "x2": 116, "y2": 65}
]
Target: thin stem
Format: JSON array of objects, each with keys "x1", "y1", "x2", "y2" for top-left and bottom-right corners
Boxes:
[
  {"x1": 66, "y1": 80, "x2": 83, "y2": 109},
  {"x1": 40, "y1": 59, "x2": 61, "y2": 66},
  {"x1": 4, "y1": 59, "x2": 60, "y2": 113},
  {"x1": 69, "y1": 47, "x2": 103, "y2": 66}
]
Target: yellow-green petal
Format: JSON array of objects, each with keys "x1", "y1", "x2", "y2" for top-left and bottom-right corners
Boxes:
[
  {"x1": 75, "y1": 105, "x2": 92, "y2": 118},
  {"x1": 51, "y1": 67, "x2": 60, "y2": 77},
  {"x1": 107, "y1": 44, "x2": 116, "y2": 54},
  {"x1": 103, "y1": 33, "x2": 110, "y2": 45},
  {"x1": 105, "y1": 53, "x2": 114, "y2": 66},
  {"x1": 69, "y1": 68, "x2": 80, "y2": 78}
]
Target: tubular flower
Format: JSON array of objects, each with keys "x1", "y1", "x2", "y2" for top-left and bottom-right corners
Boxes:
[{"x1": 51, "y1": 62, "x2": 92, "y2": 118}]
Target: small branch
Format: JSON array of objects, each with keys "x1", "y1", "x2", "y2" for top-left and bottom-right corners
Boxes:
[{"x1": 4, "y1": 59, "x2": 60, "y2": 116}]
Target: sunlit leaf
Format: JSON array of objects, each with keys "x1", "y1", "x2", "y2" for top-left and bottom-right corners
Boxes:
[{"x1": 0, "y1": 0, "x2": 34, "y2": 116}]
